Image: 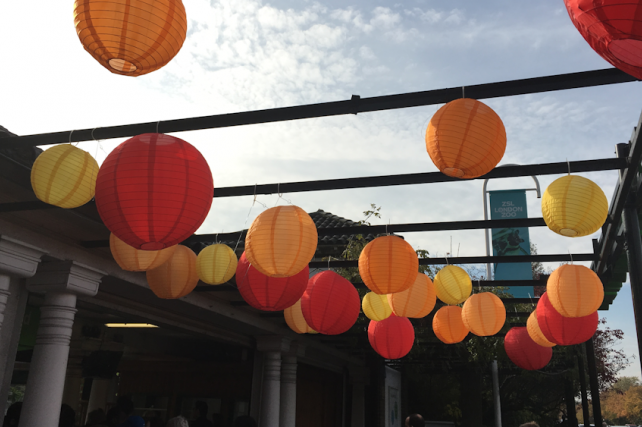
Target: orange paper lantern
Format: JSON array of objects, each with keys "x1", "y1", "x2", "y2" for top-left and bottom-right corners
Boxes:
[
  {"x1": 387, "y1": 273, "x2": 436, "y2": 318},
  {"x1": 110, "y1": 233, "x2": 176, "y2": 272},
  {"x1": 74, "y1": 0, "x2": 188, "y2": 76},
  {"x1": 547, "y1": 264, "x2": 604, "y2": 318},
  {"x1": 426, "y1": 98, "x2": 506, "y2": 179},
  {"x1": 527, "y1": 311, "x2": 556, "y2": 348},
  {"x1": 433, "y1": 306, "x2": 469, "y2": 344},
  {"x1": 358, "y1": 235, "x2": 418, "y2": 294},
  {"x1": 461, "y1": 292, "x2": 506, "y2": 337},
  {"x1": 146, "y1": 245, "x2": 198, "y2": 299},
  {"x1": 284, "y1": 299, "x2": 315, "y2": 334},
  {"x1": 245, "y1": 206, "x2": 318, "y2": 278}
]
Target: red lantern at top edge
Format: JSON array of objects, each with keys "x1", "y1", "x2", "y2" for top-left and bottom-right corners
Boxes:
[
  {"x1": 536, "y1": 292, "x2": 599, "y2": 346},
  {"x1": 95, "y1": 133, "x2": 213, "y2": 250},
  {"x1": 564, "y1": 0, "x2": 642, "y2": 80}
]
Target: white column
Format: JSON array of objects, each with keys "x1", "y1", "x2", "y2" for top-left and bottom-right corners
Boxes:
[
  {"x1": 280, "y1": 343, "x2": 304, "y2": 427},
  {"x1": 350, "y1": 366, "x2": 370, "y2": 427},
  {"x1": 20, "y1": 261, "x2": 104, "y2": 427},
  {"x1": 256, "y1": 336, "x2": 291, "y2": 427}
]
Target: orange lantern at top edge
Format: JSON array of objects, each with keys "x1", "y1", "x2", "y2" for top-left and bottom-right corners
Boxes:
[
  {"x1": 358, "y1": 235, "x2": 419, "y2": 294},
  {"x1": 426, "y1": 98, "x2": 506, "y2": 179},
  {"x1": 387, "y1": 273, "x2": 436, "y2": 318}
]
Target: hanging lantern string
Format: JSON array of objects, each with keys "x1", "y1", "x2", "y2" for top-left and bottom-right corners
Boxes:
[
  {"x1": 156, "y1": 121, "x2": 161, "y2": 134},
  {"x1": 273, "y1": 183, "x2": 293, "y2": 206},
  {"x1": 528, "y1": 292, "x2": 535, "y2": 310},
  {"x1": 462, "y1": 86, "x2": 465, "y2": 98},
  {"x1": 569, "y1": 251, "x2": 574, "y2": 264},
  {"x1": 478, "y1": 279, "x2": 481, "y2": 293},
  {"x1": 68, "y1": 130, "x2": 78, "y2": 147},
  {"x1": 567, "y1": 158, "x2": 571, "y2": 175},
  {"x1": 327, "y1": 255, "x2": 332, "y2": 271},
  {"x1": 233, "y1": 184, "x2": 264, "y2": 254}
]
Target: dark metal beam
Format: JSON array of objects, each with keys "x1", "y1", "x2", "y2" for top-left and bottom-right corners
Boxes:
[
  {"x1": 231, "y1": 297, "x2": 537, "y2": 307},
  {"x1": 0, "y1": 68, "x2": 635, "y2": 149}
]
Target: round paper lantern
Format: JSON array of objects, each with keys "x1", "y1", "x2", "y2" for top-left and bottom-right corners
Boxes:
[
  {"x1": 245, "y1": 206, "x2": 318, "y2": 278},
  {"x1": 547, "y1": 264, "x2": 604, "y2": 318},
  {"x1": 541, "y1": 175, "x2": 608, "y2": 237},
  {"x1": 146, "y1": 245, "x2": 198, "y2": 299},
  {"x1": 284, "y1": 299, "x2": 315, "y2": 334},
  {"x1": 504, "y1": 327, "x2": 552, "y2": 370},
  {"x1": 563, "y1": 0, "x2": 642, "y2": 80},
  {"x1": 235, "y1": 253, "x2": 308, "y2": 311},
  {"x1": 368, "y1": 314, "x2": 415, "y2": 359},
  {"x1": 432, "y1": 306, "x2": 469, "y2": 344},
  {"x1": 197, "y1": 244, "x2": 238, "y2": 285},
  {"x1": 461, "y1": 292, "x2": 506, "y2": 337},
  {"x1": 536, "y1": 292, "x2": 599, "y2": 346},
  {"x1": 527, "y1": 311, "x2": 556, "y2": 348},
  {"x1": 301, "y1": 271, "x2": 360, "y2": 335},
  {"x1": 110, "y1": 233, "x2": 176, "y2": 272},
  {"x1": 74, "y1": 0, "x2": 187, "y2": 76},
  {"x1": 31, "y1": 144, "x2": 99, "y2": 209},
  {"x1": 388, "y1": 273, "x2": 436, "y2": 318},
  {"x1": 426, "y1": 98, "x2": 506, "y2": 179},
  {"x1": 95, "y1": 133, "x2": 213, "y2": 250},
  {"x1": 358, "y1": 235, "x2": 419, "y2": 294},
  {"x1": 362, "y1": 292, "x2": 392, "y2": 321},
  {"x1": 434, "y1": 266, "x2": 472, "y2": 305}
]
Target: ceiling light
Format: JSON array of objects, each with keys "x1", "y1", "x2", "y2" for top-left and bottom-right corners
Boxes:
[{"x1": 104, "y1": 323, "x2": 159, "y2": 328}]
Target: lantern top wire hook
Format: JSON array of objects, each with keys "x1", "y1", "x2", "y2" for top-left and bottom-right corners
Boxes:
[
  {"x1": 462, "y1": 86, "x2": 465, "y2": 98},
  {"x1": 569, "y1": 251, "x2": 574, "y2": 264},
  {"x1": 567, "y1": 158, "x2": 571, "y2": 175},
  {"x1": 156, "y1": 121, "x2": 161, "y2": 134}
]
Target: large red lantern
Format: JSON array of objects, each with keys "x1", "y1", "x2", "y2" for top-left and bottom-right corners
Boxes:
[
  {"x1": 564, "y1": 0, "x2": 642, "y2": 80},
  {"x1": 301, "y1": 271, "x2": 360, "y2": 335},
  {"x1": 95, "y1": 133, "x2": 213, "y2": 250},
  {"x1": 368, "y1": 314, "x2": 415, "y2": 359},
  {"x1": 504, "y1": 327, "x2": 552, "y2": 370},
  {"x1": 235, "y1": 253, "x2": 308, "y2": 311},
  {"x1": 536, "y1": 292, "x2": 599, "y2": 346}
]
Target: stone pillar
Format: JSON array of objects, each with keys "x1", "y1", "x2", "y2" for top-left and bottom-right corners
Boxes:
[
  {"x1": 20, "y1": 261, "x2": 104, "y2": 427},
  {"x1": 349, "y1": 366, "x2": 370, "y2": 427},
  {"x1": 256, "y1": 336, "x2": 291, "y2": 427},
  {"x1": 280, "y1": 343, "x2": 304, "y2": 427}
]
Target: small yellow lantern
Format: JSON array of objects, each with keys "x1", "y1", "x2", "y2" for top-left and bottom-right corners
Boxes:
[
  {"x1": 541, "y1": 175, "x2": 608, "y2": 237},
  {"x1": 434, "y1": 266, "x2": 472, "y2": 305},
  {"x1": 526, "y1": 311, "x2": 556, "y2": 348},
  {"x1": 196, "y1": 244, "x2": 238, "y2": 285},
  {"x1": 284, "y1": 299, "x2": 316, "y2": 334},
  {"x1": 387, "y1": 273, "x2": 436, "y2": 318},
  {"x1": 547, "y1": 264, "x2": 604, "y2": 317},
  {"x1": 110, "y1": 233, "x2": 176, "y2": 272},
  {"x1": 146, "y1": 245, "x2": 199, "y2": 299},
  {"x1": 362, "y1": 292, "x2": 393, "y2": 321},
  {"x1": 461, "y1": 292, "x2": 506, "y2": 336},
  {"x1": 31, "y1": 144, "x2": 99, "y2": 209}
]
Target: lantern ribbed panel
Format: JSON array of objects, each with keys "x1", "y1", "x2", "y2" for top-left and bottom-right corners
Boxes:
[
  {"x1": 434, "y1": 266, "x2": 472, "y2": 305},
  {"x1": 245, "y1": 206, "x2": 318, "y2": 278},
  {"x1": 30, "y1": 145, "x2": 99, "y2": 209},
  {"x1": 536, "y1": 292, "x2": 599, "y2": 345},
  {"x1": 110, "y1": 233, "x2": 176, "y2": 271},
  {"x1": 388, "y1": 273, "x2": 436, "y2": 318},
  {"x1": 73, "y1": 0, "x2": 187, "y2": 76},
  {"x1": 358, "y1": 235, "x2": 419, "y2": 294},
  {"x1": 196, "y1": 244, "x2": 237, "y2": 285},
  {"x1": 146, "y1": 245, "x2": 198, "y2": 299},
  {"x1": 527, "y1": 311, "x2": 556, "y2": 348},
  {"x1": 564, "y1": 0, "x2": 642, "y2": 80},
  {"x1": 541, "y1": 175, "x2": 608, "y2": 237},
  {"x1": 547, "y1": 264, "x2": 604, "y2": 317},
  {"x1": 432, "y1": 306, "x2": 469, "y2": 344},
  {"x1": 461, "y1": 292, "x2": 506, "y2": 337},
  {"x1": 425, "y1": 98, "x2": 506, "y2": 179},
  {"x1": 301, "y1": 271, "x2": 360, "y2": 335},
  {"x1": 235, "y1": 252, "x2": 308, "y2": 311},
  {"x1": 368, "y1": 315, "x2": 415, "y2": 359},
  {"x1": 95, "y1": 133, "x2": 213, "y2": 250},
  {"x1": 284, "y1": 299, "x2": 315, "y2": 334},
  {"x1": 504, "y1": 327, "x2": 553, "y2": 371},
  {"x1": 362, "y1": 292, "x2": 392, "y2": 321}
]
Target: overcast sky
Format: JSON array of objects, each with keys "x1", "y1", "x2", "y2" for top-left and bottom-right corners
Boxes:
[{"x1": 2, "y1": 0, "x2": 642, "y2": 377}]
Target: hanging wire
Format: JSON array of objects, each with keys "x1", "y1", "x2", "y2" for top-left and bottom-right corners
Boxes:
[
  {"x1": 569, "y1": 251, "x2": 574, "y2": 264},
  {"x1": 567, "y1": 158, "x2": 571, "y2": 175},
  {"x1": 232, "y1": 184, "x2": 264, "y2": 254},
  {"x1": 462, "y1": 86, "x2": 465, "y2": 98}
]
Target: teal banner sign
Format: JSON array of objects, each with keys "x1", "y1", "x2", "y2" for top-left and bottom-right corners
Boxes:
[{"x1": 489, "y1": 189, "x2": 533, "y2": 298}]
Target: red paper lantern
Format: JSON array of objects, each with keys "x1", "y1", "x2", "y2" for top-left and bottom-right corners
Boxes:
[
  {"x1": 504, "y1": 327, "x2": 552, "y2": 370},
  {"x1": 95, "y1": 133, "x2": 213, "y2": 250},
  {"x1": 536, "y1": 292, "x2": 599, "y2": 346},
  {"x1": 368, "y1": 314, "x2": 415, "y2": 359},
  {"x1": 236, "y1": 253, "x2": 308, "y2": 311},
  {"x1": 301, "y1": 271, "x2": 360, "y2": 335},
  {"x1": 564, "y1": 0, "x2": 642, "y2": 80}
]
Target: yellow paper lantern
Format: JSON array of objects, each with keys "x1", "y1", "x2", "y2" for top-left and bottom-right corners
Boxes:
[
  {"x1": 146, "y1": 245, "x2": 198, "y2": 299},
  {"x1": 30, "y1": 144, "x2": 99, "y2": 209},
  {"x1": 526, "y1": 311, "x2": 556, "y2": 348},
  {"x1": 434, "y1": 266, "x2": 472, "y2": 305},
  {"x1": 362, "y1": 292, "x2": 393, "y2": 321},
  {"x1": 547, "y1": 264, "x2": 604, "y2": 318},
  {"x1": 196, "y1": 244, "x2": 238, "y2": 285},
  {"x1": 245, "y1": 206, "x2": 318, "y2": 277},
  {"x1": 426, "y1": 98, "x2": 506, "y2": 179},
  {"x1": 110, "y1": 233, "x2": 176, "y2": 272},
  {"x1": 284, "y1": 299, "x2": 316, "y2": 334},
  {"x1": 541, "y1": 175, "x2": 608, "y2": 237},
  {"x1": 358, "y1": 235, "x2": 419, "y2": 294},
  {"x1": 461, "y1": 292, "x2": 506, "y2": 336},
  {"x1": 387, "y1": 273, "x2": 436, "y2": 318},
  {"x1": 433, "y1": 306, "x2": 469, "y2": 344}
]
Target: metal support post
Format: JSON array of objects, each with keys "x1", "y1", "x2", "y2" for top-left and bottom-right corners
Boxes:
[
  {"x1": 491, "y1": 360, "x2": 501, "y2": 427},
  {"x1": 585, "y1": 338, "x2": 603, "y2": 427},
  {"x1": 577, "y1": 350, "x2": 590, "y2": 426}
]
